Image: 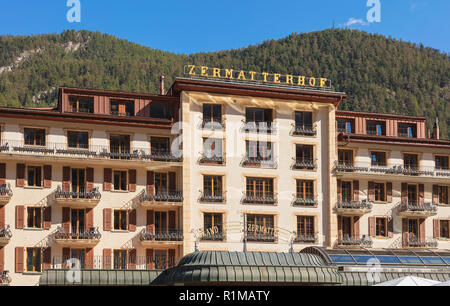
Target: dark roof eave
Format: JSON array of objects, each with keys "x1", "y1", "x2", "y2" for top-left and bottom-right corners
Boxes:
[
  {"x1": 338, "y1": 133, "x2": 450, "y2": 148},
  {"x1": 336, "y1": 110, "x2": 427, "y2": 121}
]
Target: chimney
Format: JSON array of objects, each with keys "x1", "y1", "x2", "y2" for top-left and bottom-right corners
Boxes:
[
  {"x1": 159, "y1": 75, "x2": 165, "y2": 95},
  {"x1": 434, "y1": 117, "x2": 440, "y2": 140},
  {"x1": 427, "y1": 129, "x2": 431, "y2": 139}
]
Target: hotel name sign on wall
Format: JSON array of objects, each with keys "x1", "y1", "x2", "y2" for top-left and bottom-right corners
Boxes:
[{"x1": 185, "y1": 65, "x2": 332, "y2": 89}]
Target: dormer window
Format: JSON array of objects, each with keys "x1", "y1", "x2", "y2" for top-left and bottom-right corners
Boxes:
[
  {"x1": 398, "y1": 123, "x2": 417, "y2": 138},
  {"x1": 150, "y1": 103, "x2": 174, "y2": 120},
  {"x1": 367, "y1": 121, "x2": 386, "y2": 136},
  {"x1": 337, "y1": 119, "x2": 354, "y2": 134},
  {"x1": 69, "y1": 97, "x2": 93, "y2": 114},
  {"x1": 110, "y1": 100, "x2": 134, "y2": 117}
]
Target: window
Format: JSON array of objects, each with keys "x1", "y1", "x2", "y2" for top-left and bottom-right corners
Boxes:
[
  {"x1": 110, "y1": 100, "x2": 134, "y2": 117},
  {"x1": 367, "y1": 121, "x2": 386, "y2": 136},
  {"x1": 203, "y1": 138, "x2": 223, "y2": 159},
  {"x1": 295, "y1": 112, "x2": 313, "y2": 129},
  {"x1": 404, "y1": 154, "x2": 419, "y2": 170},
  {"x1": 246, "y1": 178, "x2": 274, "y2": 199},
  {"x1": 26, "y1": 248, "x2": 41, "y2": 272},
  {"x1": 203, "y1": 176, "x2": 223, "y2": 198},
  {"x1": 338, "y1": 150, "x2": 353, "y2": 166},
  {"x1": 203, "y1": 104, "x2": 222, "y2": 124},
  {"x1": 341, "y1": 181, "x2": 352, "y2": 202},
  {"x1": 408, "y1": 185, "x2": 418, "y2": 204},
  {"x1": 245, "y1": 108, "x2": 273, "y2": 132},
  {"x1": 297, "y1": 216, "x2": 314, "y2": 237},
  {"x1": 376, "y1": 218, "x2": 388, "y2": 237},
  {"x1": 71, "y1": 209, "x2": 86, "y2": 236},
  {"x1": 69, "y1": 97, "x2": 93, "y2": 114},
  {"x1": 408, "y1": 219, "x2": 419, "y2": 242},
  {"x1": 68, "y1": 131, "x2": 89, "y2": 150},
  {"x1": 113, "y1": 170, "x2": 128, "y2": 191},
  {"x1": 155, "y1": 211, "x2": 168, "y2": 234},
  {"x1": 150, "y1": 137, "x2": 170, "y2": 155},
  {"x1": 110, "y1": 135, "x2": 131, "y2": 157},
  {"x1": 371, "y1": 152, "x2": 387, "y2": 167},
  {"x1": 27, "y1": 207, "x2": 42, "y2": 229},
  {"x1": 438, "y1": 186, "x2": 449, "y2": 205},
  {"x1": 246, "y1": 214, "x2": 275, "y2": 241},
  {"x1": 337, "y1": 119, "x2": 354, "y2": 133},
  {"x1": 24, "y1": 128, "x2": 46, "y2": 146},
  {"x1": 150, "y1": 103, "x2": 173, "y2": 120},
  {"x1": 440, "y1": 220, "x2": 450, "y2": 239},
  {"x1": 398, "y1": 123, "x2": 417, "y2": 138},
  {"x1": 113, "y1": 210, "x2": 128, "y2": 231},
  {"x1": 246, "y1": 141, "x2": 273, "y2": 162},
  {"x1": 154, "y1": 250, "x2": 167, "y2": 270},
  {"x1": 341, "y1": 216, "x2": 355, "y2": 238},
  {"x1": 27, "y1": 166, "x2": 42, "y2": 187},
  {"x1": 203, "y1": 213, "x2": 223, "y2": 240},
  {"x1": 113, "y1": 250, "x2": 127, "y2": 270},
  {"x1": 296, "y1": 180, "x2": 314, "y2": 201},
  {"x1": 71, "y1": 249, "x2": 86, "y2": 269},
  {"x1": 155, "y1": 173, "x2": 168, "y2": 195},
  {"x1": 435, "y1": 156, "x2": 449, "y2": 170},
  {"x1": 374, "y1": 183, "x2": 386, "y2": 202},
  {"x1": 295, "y1": 145, "x2": 314, "y2": 169},
  {"x1": 71, "y1": 169, "x2": 86, "y2": 195}
]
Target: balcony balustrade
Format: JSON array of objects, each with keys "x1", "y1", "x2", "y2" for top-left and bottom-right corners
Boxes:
[
  {"x1": 200, "y1": 118, "x2": 226, "y2": 130},
  {"x1": 200, "y1": 232, "x2": 226, "y2": 241},
  {"x1": 139, "y1": 229, "x2": 184, "y2": 245},
  {"x1": 292, "y1": 159, "x2": 317, "y2": 170},
  {"x1": 0, "y1": 271, "x2": 11, "y2": 286},
  {"x1": 54, "y1": 226, "x2": 101, "y2": 247},
  {"x1": 398, "y1": 201, "x2": 438, "y2": 217},
  {"x1": 245, "y1": 232, "x2": 277, "y2": 243},
  {"x1": 55, "y1": 186, "x2": 101, "y2": 208},
  {"x1": 291, "y1": 124, "x2": 317, "y2": 137},
  {"x1": 139, "y1": 191, "x2": 183, "y2": 207},
  {"x1": 242, "y1": 156, "x2": 277, "y2": 169},
  {"x1": 199, "y1": 154, "x2": 225, "y2": 165},
  {"x1": 199, "y1": 192, "x2": 226, "y2": 203},
  {"x1": 0, "y1": 225, "x2": 12, "y2": 246},
  {"x1": 338, "y1": 235, "x2": 373, "y2": 248},
  {"x1": 292, "y1": 194, "x2": 318, "y2": 207},
  {"x1": 242, "y1": 122, "x2": 276, "y2": 134},
  {"x1": 337, "y1": 200, "x2": 373, "y2": 215},
  {"x1": 0, "y1": 184, "x2": 12, "y2": 205},
  {"x1": 242, "y1": 193, "x2": 277, "y2": 205},
  {"x1": 294, "y1": 234, "x2": 317, "y2": 243},
  {"x1": 406, "y1": 236, "x2": 438, "y2": 248}
]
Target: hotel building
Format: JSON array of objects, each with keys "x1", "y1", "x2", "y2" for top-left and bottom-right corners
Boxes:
[{"x1": 0, "y1": 73, "x2": 449, "y2": 286}]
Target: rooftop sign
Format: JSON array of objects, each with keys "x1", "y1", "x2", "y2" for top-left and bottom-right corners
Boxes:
[{"x1": 184, "y1": 65, "x2": 332, "y2": 89}]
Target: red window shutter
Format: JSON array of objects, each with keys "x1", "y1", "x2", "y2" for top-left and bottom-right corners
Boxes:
[
  {"x1": 401, "y1": 183, "x2": 408, "y2": 203},
  {"x1": 168, "y1": 249, "x2": 176, "y2": 268},
  {"x1": 368, "y1": 217, "x2": 376, "y2": 237},
  {"x1": 43, "y1": 165, "x2": 52, "y2": 188},
  {"x1": 168, "y1": 211, "x2": 176, "y2": 231},
  {"x1": 433, "y1": 219, "x2": 440, "y2": 239},
  {"x1": 43, "y1": 206, "x2": 52, "y2": 230},
  {"x1": 62, "y1": 207, "x2": 71, "y2": 233},
  {"x1": 353, "y1": 181, "x2": 359, "y2": 201},
  {"x1": 129, "y1": 169, "x2": 137, "y2": 192},
  {"x1": 0, "y1": 163, "x2": 6, "y2": 186},
  {"x1": 15, "y1": 247, "x2": 24, "y2": 273},
  {"x1": 147, "y1": 171, "x2": 155, "y2": 195},
  {"x1": 402, "y1": 219, "x2": 409, "y2": 248},
  {"x1": 146, "y1": 249, "x2": 154, "y2": 270},
  {"x1": 353, "y1": 216, "x2": 360, "y2": 239},
  {"x1": 386, "y1": 182, "x2": 393, "y2": 203},
  {"x1": 86, "y1": 168, "x2": 94, "y2": 193},
  {"x1": 103, "y1": 249, "x2": 112, "y2": 270},
  {"x1": 147, "y1": 210, "x2": 154, "y2": 233},
  {"x1": 16, "y1": 205, "x2": 24, "y2": 229},
  {"x1": 388, "y1": 218, "x2": 394, "y2": 238},
  {"x1": 168, "y1": 172, "x2": 176, "y2": 192},
  {"x1": 337, "y1": 180, "x2": 342, "y2": 202},
  {"x1": 128, "y1": 249, "x2": 137, "y2": 270},
  {"x1": 0, "y1": 206, "x2": 5, "y2": 230},
  {"x1": 103, "y1": 208, "x2": 112, "y2": 231},
  {"x1": 368, "y1": 181, "x2": 375, "y2": 202},
  {"x1": 16, "y1": 163, "x2": 25, "y2": 187},
  {"x1": 418, "y1": 184, "x2": 425, "y2": 206},
  {"x1": 62, "y1": 167, "x2": 71, "y2": 192},
  {"x1": 103, "y1": 168, "x2": 112, "y2": 191},
  {"x1": 128, "y1": 209, "x2": 136, "y2": 232},
  {"x1": 0, "y1": 246, "x2": 4, "y2": 274},
  {"x1": 43, "y1": 247, "x2": 51, "y2": 270},
  {"x1": 337, "y1": 216, "x2": 343, "y2": 241},
  {"x1": 432, "y1": 185, "x2": 439, "y2": 205},
  {"x1": 86, "y1": 208, "x2": 93, "y2": 229},
  {"x1": 86, "y1": 248, "x2": 94, "y2": 269},
  {"x1": 62, "y1": 248, "x2": 71, "y2": 269},
  {"x1": 419, "y1": 219, "x2": 426, "y2": 242}
]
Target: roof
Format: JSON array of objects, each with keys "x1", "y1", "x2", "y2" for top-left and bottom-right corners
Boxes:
[
  {"x1": 151, "y1": 251, "x2": 342, "y2": 286},
  {"x1": 336, "y1": 110, "x2": 427, "y2": 121}
]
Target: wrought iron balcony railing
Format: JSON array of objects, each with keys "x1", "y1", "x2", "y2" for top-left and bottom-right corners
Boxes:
[
  {"x1": 199, "y1": 193, "x2": 225, "y2": 203},
  {"x1": 0, "y1": 184, "x2": 13, "y2": 197},
  {"x1": 141, "y1": 150, "x2": 183, "y2": 162},
  {"x1": 0, "y1": 225, "x2": 12, "y2": 239},
  {"x1": 294, "y1": 234, "x2": 317, "y2": 243},
  {"x1": 293, "y1": 195, "x2": 318, "y2": 207},
  {"x1": 200, "y1": 232, "x2": 225, "y2": 241},
  {"x1": 55, "y1": 186, "x2": 101, "y2": 200},
  {"x1": 201, "y1": 118, "x2": 226, "y2": 130},
  {"x1": 407, "y1": 236, "x2": 438, "y2": 248},
  {"x1": 0, "y1": 271, "x2": 11, "y2": 285},
  {"x1": 110, "y1": 111, "x2": 134, "y2": 117},
  {"x1": 199, "y1": 154, "x2": 225, "y2": 165},
  {"x1": 337, "y1": 200, "x2": 373, "y2": 210},
  {"x1": 399, "y1": 201, "x2": 438, "y2": 213},
  {"x1": 139, "y1": 229, "x2": 184, "y2": 242},
  {"x1": 338, "y1": 235, "x2": 373, "y2": 247},
  {"x1": 139, "y1": 191, "x2": 183, "y2": 203},
  {"x1": 242, "y1": 157, "x2": 277, "y2": 168},
  {"x1": 55, "y1": 226, "x2": 101, "y2": 240},
  {"x1": 245, "y1": 232, "x2": 277, "y2": 242},
  {"x1": 335, "y1": 161, "x2": 369, "y2": 172},
  {"x1": 242, "y1": 122, "x2": 276, "y2": 134},
  {"x1": 243, "y1": 193, "x2": 277, "y2": 205},
  {"x1": 292, "y1": 159, "x2": 317, "y2": 170},
  {"x1": 292, "y1": 124, "x2": 317, "y2": 136}
]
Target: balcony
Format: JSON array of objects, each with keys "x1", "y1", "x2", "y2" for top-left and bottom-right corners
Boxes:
[
  {"x1": 242, "y1": 122, "x2": 276, "y2": 134},
  {"x1": 294, "y1": 234, "x2": 318, "y2": 244},
  {"x1": 199, "y1": 154, "x2": 225, "y2": 165},
  {"x1": 201, "y1": 119, "x2": 225, "y2": 130},
  {"x1": 242, "y1": 193, "x2": 277, "y2": 205},
  {"x1": 335, "y1": 161, "x2": 369, "y2": 173},
  {"x1": 55, "y1": 186, "x2": 101, "y2": 208},
  {"x1": 338, "y1": 235, "x2": 373, "y2": 248},
  {"x1": 406, "y1": 236, "x2": 438, "y2": 249},
  {"x1": 199, "y1": 192, "x2": 226, "y2": 204},
  {"x1": 139, "y1": 191, "x2": 183, "y2": 207},
  {"x1": 398, "y1": 201, "x2": 438, "y2": 217},
  {"x1": 242, "y1": 157, "x2": 277, "y2": 169},
  {"x1": 245, "y1": 232, "x2": 277, "y2": 243},
  {"x1": 292, "y1": 195, "x2": 318, "y2": 207},
  {"x1": 292, "y1": 159, "x2": 317, "y2": 171},
  {"x1": 291, "y1": 124, "x2": 317, "y2": 137},
  {"x1": 0, "y1": 184, "x2": 12, "y2": 206},
  {"x1": 54, "y1": 226, "x2": 101, "y2": 247},
  {"x1": 0, "y1": 270, "x2": 11, "y2": 286},
  {"x1": 139, "y1": 229, "x2": 184, "y2": 246},
  {"x1": 0, "y1": 225, "x2": 12, "y2": 246},
  {"x1": 140, "y1": 150, "x2": 183, "y2": 163},
  {"x1": 336, "y1": 200, "x2": 373, "y2": 215},
  {"x1": 200, "y1": 232, "x2": 226, "y2": 242}
]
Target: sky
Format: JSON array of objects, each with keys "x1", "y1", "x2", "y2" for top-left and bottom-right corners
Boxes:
[{"x1": 0, "y1": 0, "x2": 449, "y2": 54}]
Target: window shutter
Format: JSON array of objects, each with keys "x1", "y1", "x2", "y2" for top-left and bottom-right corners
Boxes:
[
  {"x1": 368, "y1": 217, "x2": 376, "y2": 237},
  {"x1": 402, "y1": 219, "x2": 409, "y2": 248},
  {"x1": 103, "y1": 208, "x2": 112, "y2": 231},
  {"x1": 86, "y1": 248, "x2": 94, "y2": 269},
  {"x1": 419, "y1": 219, "x2": 426, "y2": 242},
  {"x1": 128, "y1": 209, "x2": 136, "y2": 232},
  {"x1": 103, "y1": 249, "x2": 112, "y2": 270},
  {"x1": 0, "y1": 163, "x2": 6, "y2": 186},
  {"x1": 386, "y1": 182, "x2": 393, "y2": 203},
  {"x1": 16, "y1": 163, "x2": 25, "y2": 187},
  {"x1": 388, "y1": 217, "x2": 394, "y2": 238},
  {"x1": 168, "y1": 249, "x2": 176, "y2": 268},
  {"x1": 62, "y1": 207, "x2": 70, "y2": 233},
  {"x1": 86, "y1": 168, "x2": 94, "y2": 193},
  {"x1": 62, "y1": 248, "x2": 71, "y2": 269},
  {"x1": 16, "y1": 205, "x2": 24, "y2": 229},
  {"x1": 432, "y1": 185, "x2": 439, "y2": 205},
  {"x1": 401, "y1": 183, "x2": 408, "y2": 203},
  {"x1": 353, "y1": 216, "x2": 360, "y2": 239},
  {"x1": 86, "y1": 208, "x2": 93, "y2": 229},
  {"x1": 43, "y1": 206, "x2": 52, "y2": 230},
  {"x1": 433, "y1": 219, "x2": 440, "y2": 239},
  {"x1": 43, "y1": 165, "x2": 52, "y2": 188},
  {"x1": 15, "y1": 247, "x2": 24, "y2": 273},
  {"x1": 368, "y1": 182, "x2": 375, "y2": 202},
  {"x1": 337, "y1": 216, "x2": 343, "y2": 241},
  {"x1": 62, "y1": 167, "x2": 71, "y2": 192},
  {"x1": 419, "y1": 184, "x2": 425, "y2": 206},
  {"x1": 128, "y1": 249, "x2": 137, "y2": 270},
  {"x1": 169, "y1": 172, "x2": 176, "y2": 192},
  {"x1": 353, "y1": 181, "x2": 359, "y2": 201},
  {"x1": 146, "y1": 249, "x2": 154, "y2": 270},
  {"x1": 43, "y1": 247, "x2": 51, "y2": 270},
  {"x1": 169, "y1": 211, "x2": 176, "y2": 232},
  {"x1": 0, "y1": 246, "x2": 4, "y2": 274},
  {"x1": 128, "y1": 169, "x2": 137, "y2": 192},
  {"x1": 337, "y1": 180, "x2": 342, "y2": 202},
  {"x1": 0, "y1": 206, "x2": 5, "y2": 230},
  {"x1": 103, "y1": 168, "x2": 112, "y2": 191},
  {"x1": 147, "y1": 210, "x2": 154, "y2": 233},
  {"x1": 146, "y1": 171, "x2": 155, "y2": 195}
]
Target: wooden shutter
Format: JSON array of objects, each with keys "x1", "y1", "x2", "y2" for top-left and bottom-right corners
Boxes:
[
  {"x1": 368, "y1": 182, "x2": 375, "y2": 202},
  {"x1": 353, "y1": 216, "x2": 360, "y2": 239},
  {"x1": 386, "y1": 182, "x2": 393, "y2": 203},
  {"x1": 168, "y1": 249, "x2": 176, "y2": 268},
  {"x1": 103, "y1": 168, "x2": 112, "y2": 191},
  {"x1": 103, "y1": 208, "x2": 112, "y2": 231},
  {"x1": 432, "y1": 185, "x2": 439, "y2": 204},
  {"x1": 401, "y1": 183, "x2": 408, "y2": 203},
  {"x1": 16, "y1": 163, "x2": 25, "y2": 187},
  {"x1": 86, "y1": 248, "x2": 94, "y2": 269},
  {"x1": 62, "y1": 248, "x2": 71, "y2": 269},
  {"x1": 62, "y1": 207, "x2": 70, "y2": 233},
  {"x1": 0, "y1": 247, "x2": 4, "y2": 274},
  {"x1": 419, "y1": 184, "x2": 425, "y2": 206},
  {"x1": 128, "y1": 209, "x2": 136, "y2": 232},
  {"x1": 402, "y1": 218, "x2": 409, "y2": 248},
  {"x1": 16, "y1": 205, "x2": 24, "y2": 229},
  {"x1": 337, "y1": 179, "x2": 342, "y2": 202},
  {"x1": 42, "y1": 247, "x2": 51, "y2": 270},
  {"x1": 43, "y1": 206, "x2": 52, "y2": 230},
  {"x1": 147, "y1": 210, "x2": 154, "y2": 233},
  {"x1": 129, "y1": 169, "x2": 137, "y2": 192},
  {"x1": 146, "y1": 171, "x2": 155, "y2": 195},
  {"x1": 0, "y1": 163, "x2": 6, "y2": 186},
  {"x1": 168, "y1": 172, "x2": 176, "y2": 192},
  {"x1": 15, "y1": 247, "x2": 24, "y2": 273},
  {"x1": 86, "y1": 168, "x2": 94, "y2": 193},
  {"x1": 388, "y1": 217, "x2": 394, "y2": 238},
  {"x1": 353, "y1": 181, "x2": 359, "y2": 201},
  {"x1": 86, "y1": 208, "x2": 93, "y2": 229},
  {"x1": 43, "y1": 165, "x2": 52, "y2": 188},
  {"x1": 128, "y1": 249, "x2": 137, "y2": 270},
  {"x1": 103, "y1": 249, "x2": 112, "y2": 270},
  {"x1": 337, "y1": 216, "x2": 343, "y2": 241},
  {"x1": 168, "y1": 211, "x2": 176, "y2": 231},
  {"x1": 433, "y1": 219, "x2": 440, "y2": 239},
  {"x1": 368, "y1": 217, "x2": 376, "y2": 237},
  {"x1": 62, "y1": 167, "x2": 71, "y2": 192},
  {"x1": 419, "y1": 219, "x2": 426, "y2": 242},
  {"x1": 0, "y1": 206, "x2": 4, "y2": 230},
  {"x1": 146, "y1": 249, "x2": 154, "y2": 270}
]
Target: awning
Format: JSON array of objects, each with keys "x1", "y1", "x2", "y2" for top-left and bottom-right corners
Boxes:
[{"x1": 151, "y1": 251, "x2": 342, "y2": 286}]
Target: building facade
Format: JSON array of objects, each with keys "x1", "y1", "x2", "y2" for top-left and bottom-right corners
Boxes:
[{"x1": 0, "y1": 75, "x2": 449, "y2": 286}]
